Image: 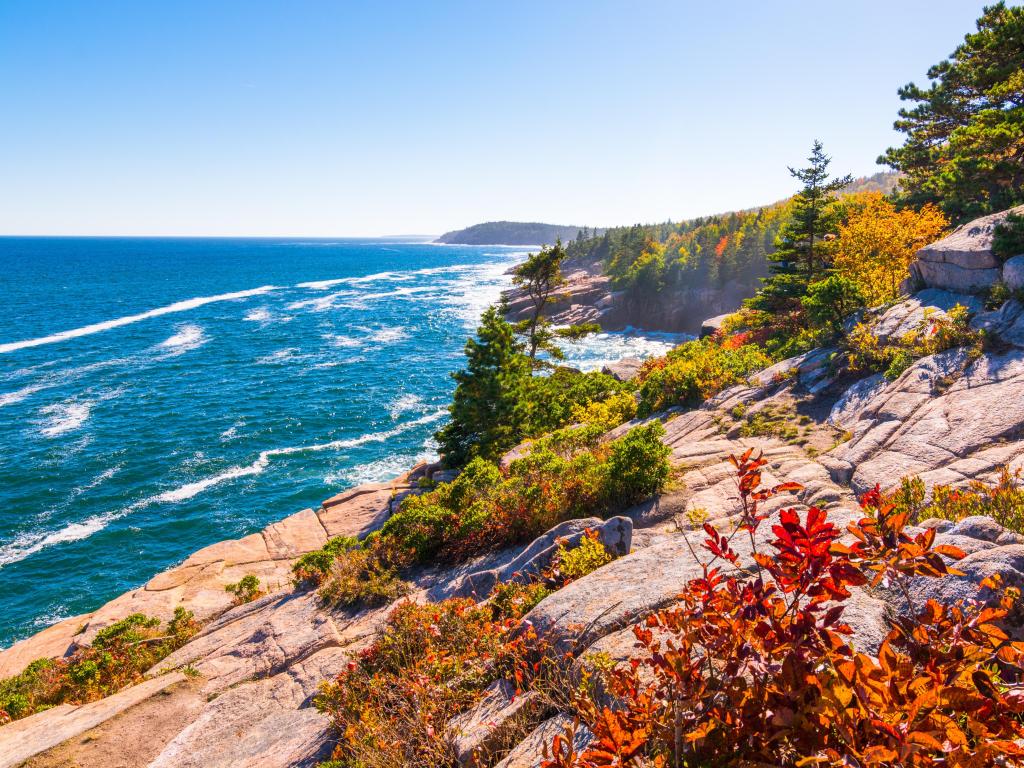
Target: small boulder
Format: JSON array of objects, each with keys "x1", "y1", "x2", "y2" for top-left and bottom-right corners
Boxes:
[
  {"x1": 447, "y1": 680, "x2": 548, "y2": 767},
  {"x1": 699, "y1": 313, "x2": 732, "y2": 339},
  {"x1": 601, "y1": 357, "x2": 643, "y2": 382},
  {"x1": 911, "y1": 205, "x2": 1024, "y2": 293},
  {"x1": 1004, "y1": 254, "x2": 1024, "y2": 292}
]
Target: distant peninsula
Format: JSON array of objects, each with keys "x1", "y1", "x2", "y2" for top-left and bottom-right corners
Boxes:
[{"x1": 435, "y1": 221, "x2": 603, "y2": 246}]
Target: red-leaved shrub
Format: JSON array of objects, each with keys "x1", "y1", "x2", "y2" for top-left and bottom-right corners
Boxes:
[{"x1": 545, "y1": 450, "x2": 1024, "y2": 767}]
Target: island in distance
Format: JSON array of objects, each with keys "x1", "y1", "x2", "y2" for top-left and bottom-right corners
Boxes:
[{"x1": 435, "y1": 220, "x2": 604, "y2": 246}]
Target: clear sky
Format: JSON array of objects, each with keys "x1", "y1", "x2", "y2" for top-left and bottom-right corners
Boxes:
[{"x1": 0, "y1": 1, "x2": 994, "y2": 236}]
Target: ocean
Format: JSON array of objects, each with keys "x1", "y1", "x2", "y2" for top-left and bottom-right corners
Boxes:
[{"x1": 0, "y1": 237, "x2": 682, "y2": 647}]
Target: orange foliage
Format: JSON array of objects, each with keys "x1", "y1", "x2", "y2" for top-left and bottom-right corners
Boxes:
[
  {"x1": 834, "y1": 192, "x2": 949, "y2": 306},
  {"x1": 545, "y1": 451, "x2": 1024, "y2": 768}
]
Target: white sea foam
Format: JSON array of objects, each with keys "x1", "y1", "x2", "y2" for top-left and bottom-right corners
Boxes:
[
  {"x1": 39, "y1": 401, "x2": 92, "y2": 437},
  {"x1": 158, "y1": 324, "x2": 208, "y2": 356},
  {"x1": 435, "y1": 255, "x2": 525, "y2": 327},
  {"x1": 0, "y1": 384, "x2": 46, "y2": 408},
  {"x1": 286, "y1": 290, "x2": 357, "y2": 312},
  {"x1": 70, "y1": 465, "x2": 122, "y2": 500},
  {"x1": 389, "y1": 393, "x2": 424, "y2": 420},
  {"x1": 256, "y1": 348, "x2": 300, "y2": 365},
  {"x1": 145, "y1": 408, "x2": 448, "y2": 505},
  {"x1": 324, "y1": 333, "x2": 361, "y2": 348},
  {"x1": 0, "y1": 286, "x2": 278, "y2": 355},
  {"x1": 0, "y1": 511, "x2": 120, "y2": 567},
  {"x1": 556, "y1": 330, "x2": 689, "y2": 372},
  {"x1": 295, "y1": 271, "x2": 408, "y2": 290},
  {"x1": 244, "y1": 307, "x2": 273, "y2": 323},
  {"x1": 0, "y1": 410, "x2": 448, "y2": 568},
  {"x1": 324, "y1": 453, "x2": 419, "y2": 487},
  {"x1": 362, "y1": 326, "x2": 409, "y2": 344}
]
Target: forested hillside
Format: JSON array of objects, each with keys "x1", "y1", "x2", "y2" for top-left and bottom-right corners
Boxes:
[
  {"x1": 564, "y1": 172, "x2": 900, "y2": 300},
  {"x1": 436, "y1": 221, "x2": 602, "y2": 246}
]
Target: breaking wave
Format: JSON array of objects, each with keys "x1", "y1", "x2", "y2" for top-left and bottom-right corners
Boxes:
[{"x1": 0, "y1": 286, "x2": 277, "y2": 355}]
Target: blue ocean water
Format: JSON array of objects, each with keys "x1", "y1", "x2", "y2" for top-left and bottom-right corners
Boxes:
[{"x1": 0, "y1": 238, "x2": 681, "y2": 647}]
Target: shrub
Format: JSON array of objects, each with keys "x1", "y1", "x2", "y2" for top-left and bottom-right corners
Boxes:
[
  {"x1": 636, "y1": 337, "x2": 771, "y2": 416},
  {"x1": 0, "y1": 608, "x2": 199, "y2": 723},
  {"x1": 225, "y1": 574, "x2": 262, "y2": 604},
  {"x1": 315, "y1": 597, "x2": 537, "y2": 768},
  {"x1": 569, "y1": 390, "x2": 638, "y2": 431},
  {"x1": 831, "y1": 191, "x2": 948, "y2": 305},
  {"x1": 383, "y1": 424, "x2": 670, "y2": 565},
  {"x1": 887, "y1": 465, "x2": 1024, "y2": 533},
  {"x1": 602, "y1": 422, "x2": 670, "y2": 506},
  {"x1": 801, "y1": 273, "x2": 866, "y2": 334},
  {"x1": 845, "y1": 303, "x2": 983, "y2": 379},
  {"x1": 293, "y1": 536, "x2": 361, "y2": 585},
  {"x1": 517, "y1": 369, "x2": 629, "y2": 438},
  {"x1": 993, "y1": 211, "x2": 1024, "y2": 262},
  {"x1": 318, "y1": 543, "x2": 409, "y2": 608},
  {"x1": 550, "y1": 529, "x2": 614, "y2": 583},
  {"x1": 488, "y1": 580, "x2": 552, "y2": 620},
  {"x1": 546, "y1": 452, "x2": 1024, "y2": 767}
]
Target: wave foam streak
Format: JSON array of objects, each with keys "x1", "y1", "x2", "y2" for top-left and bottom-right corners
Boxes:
[
  {"x1": 0, "y1": 286, "x2": 277, "y2": 354},
  {"x1": 0, "y1": 410, "x2": 447, "y2": 568}
]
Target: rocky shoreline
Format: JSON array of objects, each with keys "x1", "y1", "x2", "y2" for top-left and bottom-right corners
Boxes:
[{"x1": 4, "y1": 206, "x2": 1024, "y2": 768}]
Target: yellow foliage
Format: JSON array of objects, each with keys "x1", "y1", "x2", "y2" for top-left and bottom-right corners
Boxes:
[
  {"x1": 833, "y1": 192, "x2": 948, "y2": 306},
  {"x1": 570, "y1": 391, "x2": 638, "y2": 431}
]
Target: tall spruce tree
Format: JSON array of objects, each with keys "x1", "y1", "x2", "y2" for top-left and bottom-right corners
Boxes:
[
  {"x1": 749, "y1": 141, "x2": 851, "y2": 311},
  {"x1": 880, "y1": 2, "x2": 1024, "y2": 223},
  {"x1": 435, "y1": 306, "x2": 529, "y2": 467}
]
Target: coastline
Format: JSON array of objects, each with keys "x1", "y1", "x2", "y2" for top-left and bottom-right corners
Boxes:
[{"x1": 0, "y1": 460, "x2": 445, "y2": 679}]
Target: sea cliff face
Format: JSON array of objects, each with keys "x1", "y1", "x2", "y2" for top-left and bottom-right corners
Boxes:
[
  {"x1": 5, "y1": 207, "x2": 1024, "y2": 768},
  {"x1": 503, "y1": 253, "x2": 753, "y2": 334}
]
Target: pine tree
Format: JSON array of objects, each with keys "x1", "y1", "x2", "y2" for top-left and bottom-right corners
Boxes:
[
  {"x1": 511, "y1": 240, "x2": 598, "y2": 365},
  {"x1": 749, "y1": 141, "x2": 851, "y2": 311},
  {"x1": 435, "y1": 306, "x2": 529, "y2": 467},
  {"x1": 880, "y1": 2, "x2": 1024, "y2": 223}
]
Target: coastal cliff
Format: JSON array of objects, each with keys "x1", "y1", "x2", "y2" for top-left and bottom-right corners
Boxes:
[
  {"x1": 503, "y1": 251, "x2": 752, "y2": 334},
  {"x1": 4, "y1": 206, "x2": 1024, "y2": 767}
]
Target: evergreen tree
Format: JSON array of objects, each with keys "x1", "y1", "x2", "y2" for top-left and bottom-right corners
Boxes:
[
  {"x1": 435, "y1": 306, "x2": 529, "y2": 467},
  {"x1": 880, "y1": 3, "x2": 1024, "y2": 223},
  {"x1": 511, "y1": 240, "x2": 598, "y2": 365},
  {"x1": 749, "y1": 141, "x2": 851, "y2": 311}
]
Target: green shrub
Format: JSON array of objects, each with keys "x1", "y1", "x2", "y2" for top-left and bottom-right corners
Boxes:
[
  {"x1": 603, "y1": 422, "x2": 671, "y2": 505},
  {"x1": 993, "y1": 212, "x2": 1024, "y2": 262},
  {"x1": 0, "y1": 608, "x2": 199, "y2": 724},
  {"x1": 225, "y1": 574, "x2": 262, "y2": 604},
  {"x1": 382, "y1": 424, "x2": 670, "y2": 567},
  {"x1": 292, "y1": 536, "x2": 361, "y2": 585},
  {"x1": 802, "y1": 274, "x2": 866, "y2": 334},
  {"x1": 517, "y1": 368, "x2": 629, "y2": 437},
  {"x1": 636, "y1": 338, "x2": 771, "y2": 416},
  {"x1": 551, "y1": 530, "x2": 614, "y2": 583}
]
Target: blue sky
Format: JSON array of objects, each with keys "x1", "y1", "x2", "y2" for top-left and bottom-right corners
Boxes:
[{"x1": 0, "y1": 1, "x2": 993, "y2": 236}]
